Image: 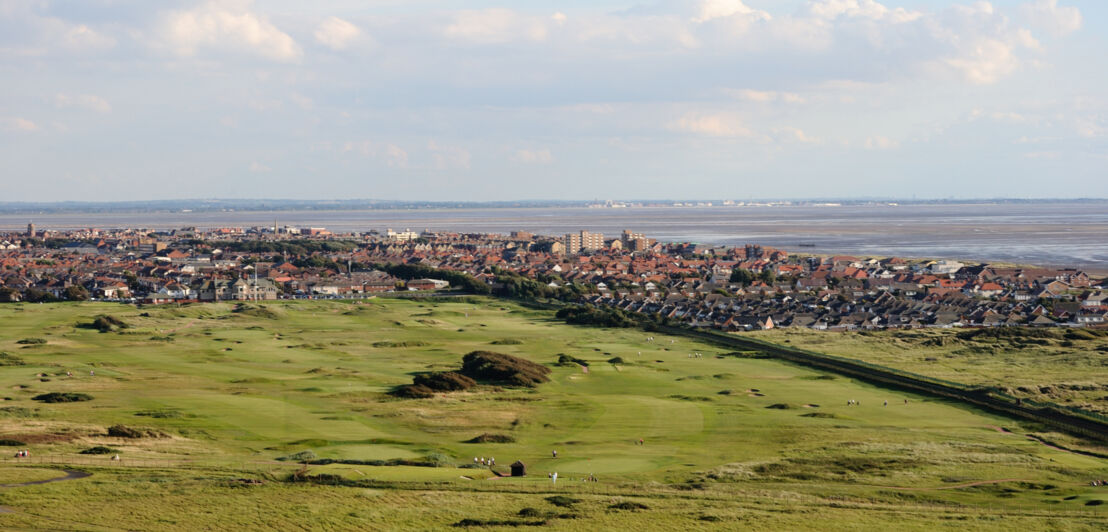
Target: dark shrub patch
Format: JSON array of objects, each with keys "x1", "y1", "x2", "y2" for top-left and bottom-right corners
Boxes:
[
  {"x1": 518, "y1": 508, "x2": 542, "y2": 517},
  {"x1": 545, "y1": 496, "x2": 581, "y2": 508},
  {"x1": 82, "y1": 315, "x2": 128, "y2": 332},
  {"x1": 555, "y1": 354, "x2": 588, "y2": 367},
  {"x1": 490, "y1": 338, "x2": 523, "y2": 345},
  {"x1": 1087, "y1": 500, "x2": 1104, "y2": 506},
  {"x1": 0, "y1": 407, "x2": 34, "y2": 417},
  {"x1": 608, "y1": 501, "x2": 649, "y2": 511},
  {"x1": 465, "y1": 433, "x2": 516, "y2": 444},
  {"x1": 800, "y1": 412, "x2": 839, "y2": 419},
  {"x1": 16, "y1": 338, "x2": 46, "y2": 345},
  {"x1": 80, "y1": 446, "x2": 119, "y2": 455},
  {"x1": 765, "y1": 403, "x2": 794, "y2": 409},
  {"x1": 107, "y1": 425, "x2": 166, "y2": 438},
  {"x1": 33, "y1": 392, "x2": 92, "y2": 403},
  {"x1": 0, "y1": 439, "x2": 24, "y2": 446},
  {"x1": 460, "y1": 351, "x2": 550, "y2": 387},
  {"x1": 607, "y1": 357, "x2": 625, "y2": 364},
  {"x1": 390, "y1": 384, "x2": 436, "y2": 399},
  {"x1": 453, "y1": 518, "x2": 546, "y2": 527},
  {"x1": 277, "y1": 450, "x2": 318, "y2": 462},
  {"x1": 413, "y1": 372, "x2": 476, "y2": 392},
  {"x1": 699, "y1": 515, "x2": 722, "y2": 522},
  {"x1": 0, "y1": 352, "x2": 25, "y2": 366},
  {"x1": 373, "y1": 340, "x2": 428, "y2": 348}
]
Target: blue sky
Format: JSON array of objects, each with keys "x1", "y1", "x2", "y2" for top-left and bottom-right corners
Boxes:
[{"x1": 0, "y1": 0, "x2": 1103, "y2": 201}]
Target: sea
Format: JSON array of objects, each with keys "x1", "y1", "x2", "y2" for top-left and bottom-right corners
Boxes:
[{"x1": 3, "y1": 203, "x2": 1107, "y2": 271}]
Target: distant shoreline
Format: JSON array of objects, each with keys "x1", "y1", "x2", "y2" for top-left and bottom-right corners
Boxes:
[
  {"x1": 2, "y1": 202, "x2": 1106, "y2": 272},
  {"x1": 0, "y1": 198, "x2": 1105, "y2": 216}
]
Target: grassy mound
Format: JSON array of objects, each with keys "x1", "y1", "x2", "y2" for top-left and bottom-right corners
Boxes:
[
  {"x1": 545, "y1": 496, "x2": 581, "y2": 508},
  {"x1": 390, "y1": 384, "x2": 436, "y2": 399},
  {"x1": 465, "y1": 433, "x2": 516, "y2": 444},
  {"x1": 609, "y1": 501, "x2": 649, "y2": 511},
  {"x1": 277, "y1": 450, "x2": 318, "y2": 462},
  {"x1": 373, "y1": 341, "x2": 429, "y2": 348},
  {"x1": 87, "y1": 315, "x2": 128, "y2": 332},
  {"x1": 232, "y1": 304, "x2": 281, "y2": 319},
  {"x1": 555, "y1": 354, "x2": 588, "y2": 367},
  {"x1": 0, "y1": 352, "x2": 26, "y2": 366},
  {"x1": 392, "y1": 371, "x2": 476, "y2": 398},
  {"x1": 413, "y1": 372, "x2": 476, "y2": 392},
  {"x1": 0, "y1": 407, "x2": 34, "y2": 417},
  {"x1": 16, "y1": 338, "x2": 46, "y2": 345},
  {"x1": 460, "y1": 351, "x2": 550, "y2": 387},
  {"x1": 107, "y1": 425, "x2": 167, "y2": 438},
  {"x1": 33, "y1": 392, "x2": 93, "y2": 403}
]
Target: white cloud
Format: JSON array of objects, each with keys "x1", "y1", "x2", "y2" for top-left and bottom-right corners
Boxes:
[
  {"x1": 693, "y1": 0, "x2": 771, "y2": 23},
  {"x1": 315, "y1": 16, "x2": 361, "y2": 51},
  {"x1": 3, "y1": 117, "x2": 39, "y2": 132},
  {"x1": 385, "y1": 144, "x2": 408, "y2": 168},
  {"x1": 60, "y1": 24, "x2": 116, "y2": 51},
  {"x1": 425, "y1": 140, "x2": 469, "y2": 169},
  {"x1": 54, "y1": 93, "x2": 111, "y2": 113},
  {"x1": 1021, "y1": 0, "x2": 1082, "y2": 36},
  {"x1": 726, "y1": 89, "x2": 805, "y2": 104},
  {"x1": 249, "y1": 161, "x2": 271, "y2": 173},
  {"x1": 774, "y1": 127, "x2": 819, "y2": 144},
  {"x1": 670, "y1": 112, "x2": 752, "y2": 137},
  {"x1": 943, "y1": 38, "x2": 1020, "y2": 85},
  {"x1": 864, "y1": 136, "x2": 898, "y2": 150},
  {"x1": 428, "y1": 140, "x2": 471, "y2": 169},
  {"x1": 159, "y1": 1, "x2": 301, "y2": 62},
  {"x1": 443, "y1": 9, "x2": 549, "y2": 44},
  {"x1": 514, "y1": 148, "x2": 553, "y2": 164},
  {"x1": 806, "y1": 0, "x2": 921, "y2": 23}
]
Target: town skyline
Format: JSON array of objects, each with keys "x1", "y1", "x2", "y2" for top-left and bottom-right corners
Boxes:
[{"x1": 2, "y1": 1, "x2": 1105, "y2": 201}]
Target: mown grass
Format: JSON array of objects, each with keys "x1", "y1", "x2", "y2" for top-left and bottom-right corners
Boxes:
[{"x1": 0, "y1": 299, "x2": 1106, "y2": 529}]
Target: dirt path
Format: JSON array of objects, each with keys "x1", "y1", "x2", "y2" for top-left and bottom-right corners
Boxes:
[
  {"x1": 580, "y1": 365, "x2": 589, "y2": 374},
  {"x1": 164, "y1": 319, "x2": 199, "y2": 334},
  {"x1": 0, "y1": 469, "x2": 91, "y2": 489}
]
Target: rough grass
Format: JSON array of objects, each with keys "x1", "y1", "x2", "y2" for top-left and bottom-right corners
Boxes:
[
  {"x1": 0, "y1": 299, "x2": 1106, "y2": 530},
  {"x1": 753, "y1": 327, "x2": 1108, "y2": 412}
]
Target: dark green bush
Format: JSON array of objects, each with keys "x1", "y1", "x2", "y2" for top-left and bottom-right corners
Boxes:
[{"x1": 33, "y1": 392, "x2": 92, "y2": 403}]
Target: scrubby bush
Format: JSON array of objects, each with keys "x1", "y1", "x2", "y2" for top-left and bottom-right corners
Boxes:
[
  {"x1": 545, "y1": 496, "x2": 581, "y2": 508},
  {"x1": 555, "y1": 354, "x2": 588, "y2": 367},
  {"x1": 413, "y1": 372, "x2": 476, "y2": 392},
  {"x1": 16, "y1": 338, "x2": 46, "y2": 345},
  {"x1": 460, "y1": 351, "x2": 550, "y2": 387},
  {"x1": 277, "y1": 450, "x2": 318, "y2": 462},
  {"x1": 33, "y1": 392, "x2": 92, "y2": 403},
  {"x1": 556, "y1": 305, "x2": 641, "y2": 328},
  {"x1": 0, "y1": 439, "x2": 24, "y2": 446},
  {"x1": 608, "y1": 501, "x2": 649, "y2": 511},
  {"x1": 0, "y1": 352, "x2": 26, "y2": 366},
  {"x1": 390, "y1": 384, "x2": 436, "y2": 399},
  {"x1": 83, "y1": 315, "x2": 128, "y2": 332},
  {"x1": 80, "y1": 446, "x2": 119, "y2": 455},
  {"x1": 465, "y1": 433, "x2": 516, "y2": 444},
  {"x1": 107, "y1": 425, "x2": 165, "y2": 438}
]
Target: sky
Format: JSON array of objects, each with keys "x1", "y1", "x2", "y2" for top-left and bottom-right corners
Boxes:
[{"x1": 0, "y1": 0, "x2": 1104, "y2": 202}]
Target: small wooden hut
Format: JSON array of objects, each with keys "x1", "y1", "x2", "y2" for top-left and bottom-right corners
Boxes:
[{"x1": 510, "y1": 460, "x2": 526, "y2": 477}]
